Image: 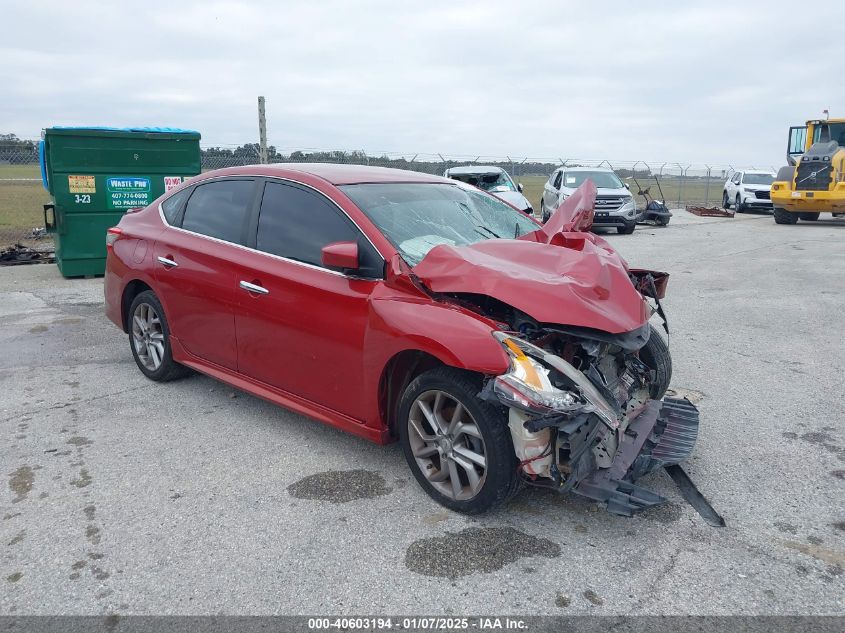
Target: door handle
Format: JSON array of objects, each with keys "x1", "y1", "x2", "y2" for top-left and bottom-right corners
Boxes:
[
  {"x1": 239, "y1": 280, "x2": 269, "y2": 295},
  {"x1": 157, "y1": 256, "x2": 178, "y2": 268}
]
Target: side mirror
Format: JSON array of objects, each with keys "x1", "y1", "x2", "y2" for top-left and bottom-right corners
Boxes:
[
  {"x1": 517, "y1": 182, "x2": 524, "y2": 193},
  {"x1": 321, "y1": 241, "x2": 359, "y2": 271},
  {"x1": 624, "y1": 183, "x2": 630, "y2": 190}
]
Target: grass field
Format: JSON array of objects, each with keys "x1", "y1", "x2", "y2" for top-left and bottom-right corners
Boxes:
[
  {"x1": 0, "y1": 165, "x2": 49, "y2": 245},
  {"x1": 0, "y1": 164, "x2": 728, "y2": 248}
]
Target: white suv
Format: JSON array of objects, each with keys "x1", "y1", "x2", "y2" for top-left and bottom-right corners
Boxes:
[
  {"x1": 541, "y1": 167, "x2": 638, "y2": 233},
  {"x1": 722, "y1": 170, "x2": 775, "y2": 213}
]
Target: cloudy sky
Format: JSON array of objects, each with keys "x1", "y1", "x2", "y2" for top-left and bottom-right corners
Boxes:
[{"x1": 3, "y1": 0, "x2": 843, "y2": 167}]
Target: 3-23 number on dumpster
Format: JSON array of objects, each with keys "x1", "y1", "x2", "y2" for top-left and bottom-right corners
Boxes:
[{"x1": 74, "y1": 194, "x2": 91, "y2": 204}]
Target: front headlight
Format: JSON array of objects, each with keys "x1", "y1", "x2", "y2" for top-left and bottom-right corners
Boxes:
[
  {"x1": 490, "y1": 333, "x2": 618, "y2": 428},
  {"x1": 495, "y1": 336, "x2": 577, "y2": 411}
]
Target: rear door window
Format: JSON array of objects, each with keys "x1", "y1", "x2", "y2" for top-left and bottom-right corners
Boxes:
[
  {"x1": 160, "y1": 187, "x2": 192, "y2": 225},
  {"x1": 181, "y1": 179, "x2": 255, "y2": 244},
  {"x1": 255, "y1": 181, "x2": 383, "y2": 277}
]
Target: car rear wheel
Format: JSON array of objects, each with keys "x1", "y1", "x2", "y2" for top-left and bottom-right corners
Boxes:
[
  {"x1": 398, "y1": 366, "x2": 520, "y2": 514},
  {"x1": 773, "y1": 207, "x2": 798, "y2": 225},
  {"x1": 722, "y1": 191, "x2": 730, "y2": 209},
  {"x1": 128, "y1": 290, "x2": 190, "y2": 382}
]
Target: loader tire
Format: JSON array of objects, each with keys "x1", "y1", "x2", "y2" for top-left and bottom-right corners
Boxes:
[
  {"x1": 773, "y1": 207, "x2": 798, "y2": 225},
  {"x1": 640, "y1": 324, "x2": 672, "y2": 400},
  {"x1": 800, "y1": 212, "x2": 820, "y2": 221}
]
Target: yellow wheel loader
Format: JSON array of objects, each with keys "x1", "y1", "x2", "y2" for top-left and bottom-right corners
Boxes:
[{"x1": 771, "y1": 117, "x2": 845, "y2": 224}]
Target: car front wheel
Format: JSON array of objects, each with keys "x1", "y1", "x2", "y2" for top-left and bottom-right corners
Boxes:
[
  {"x1": 128, "y1": 290, "x2": 190, "y2": 382},
  {"x1": 398, "y1": 366, "x2": 520, "y2": 514}
]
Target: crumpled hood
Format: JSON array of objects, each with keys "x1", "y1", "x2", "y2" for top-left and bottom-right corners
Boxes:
[
  {"x1": 491, "y1": 189, "x2": 531, "y2": 210},
  {"x1": 412, "y1": 182, "x2": 650, "y2": 334}
]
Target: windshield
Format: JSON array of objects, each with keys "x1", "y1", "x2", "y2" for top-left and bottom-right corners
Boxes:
[
  {"x1": 340, "y1": 183, "x2": 539, "y2": 266},
  {"x1": 743, "y1": 173, "x2": 774, "y2": 185},
  {"x1": 449, "y1": 171, "x2": 515, "y2": 192},
  {"x1": 813, "y1": 122, "x2": 845, "y2": 146},
  {"x1": 562, "y1": 171, "x2": 623, "y2": 189}
]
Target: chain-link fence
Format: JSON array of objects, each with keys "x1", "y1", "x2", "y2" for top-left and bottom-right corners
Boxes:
[
  {"x1": 1, "y1": 140, "x2": 779, "y2": 249},
  {"x1": 0, "y1": 143, "x2": 51, "y2": 251}
]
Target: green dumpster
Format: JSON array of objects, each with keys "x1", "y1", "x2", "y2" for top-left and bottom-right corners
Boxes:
[{"x1": 40, "y1": 126, "x2": 201, "y2": 277}]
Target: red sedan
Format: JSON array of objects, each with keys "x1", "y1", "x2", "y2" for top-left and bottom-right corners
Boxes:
[{"x1": 105, "y1": 164, "x2": 697, "y2": 515}]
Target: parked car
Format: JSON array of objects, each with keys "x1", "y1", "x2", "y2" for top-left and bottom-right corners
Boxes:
[
  {"x1": 105, "y1": 164, "x2": 698, "y2": 516},
  {"x1": 541, "y1": 167, "x2": 638, "y2": 233},
  {"x1": 722, "y1": 170, "x2": 775, "y2": 212},
  {"x1": 444, "y1": 165, "x2": 533, "y2": 215}
]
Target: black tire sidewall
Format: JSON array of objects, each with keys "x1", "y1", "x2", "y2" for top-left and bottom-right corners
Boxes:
[
  {"x1": 640, "y1": 324, "x2": 672, "y2": 400},
  {"x1": 397, "y1": 366, "x2": 519, "y2": 514},
  {"x1": 128, "y1": 290, "x2": 180, "y2": 381}
]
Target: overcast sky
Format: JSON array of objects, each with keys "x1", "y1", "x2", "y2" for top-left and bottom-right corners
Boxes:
[{"x1": 3, "y1": 0, "x2": 843, "y2": 167}]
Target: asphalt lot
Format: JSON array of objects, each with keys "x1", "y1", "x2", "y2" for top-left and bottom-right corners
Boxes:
[{"x1": 1, "y1": 210, "x2": 844, "y2": 616}]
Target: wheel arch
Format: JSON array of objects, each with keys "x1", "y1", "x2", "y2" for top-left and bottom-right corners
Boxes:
[
  {"x1": 378, "y1": 349, "x2": 446, "y2": 440},
  {"x1": 121, "y1": 279, "x2": 154, "y2": 332}
]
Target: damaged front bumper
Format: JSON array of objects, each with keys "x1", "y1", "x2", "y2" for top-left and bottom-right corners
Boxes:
[
  {"x1": 483, "y1": 332, "x2": 700, "y2": 516},
  {"x1": 572, "y1": 397, "x2": 699, "y2": 515}
]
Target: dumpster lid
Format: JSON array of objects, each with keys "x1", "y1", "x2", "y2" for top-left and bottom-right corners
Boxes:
[{"x1": 45, "y1": 126, "x2": 200, "y2": 138}]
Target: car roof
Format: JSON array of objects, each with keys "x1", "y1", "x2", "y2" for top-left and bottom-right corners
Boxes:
[
  {"x1": 742, "y1": 170, "x2": 775, "y2": 174},
  {"x1": 200, "y1": 163, "x2": 451, "y2": 185},
  {"x1": 561, "y1": 166, "x2": 614, "y2": 172},
  {"x1": 446, "y1": 165, "x2": 505, "y2": 176}
]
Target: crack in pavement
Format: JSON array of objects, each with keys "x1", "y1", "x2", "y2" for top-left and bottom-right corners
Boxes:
[{"x1": 0, "y1": 385, "x2": 149, "y2": 424}]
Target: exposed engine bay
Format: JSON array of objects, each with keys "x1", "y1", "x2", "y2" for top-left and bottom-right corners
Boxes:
[{"x1": 439, "y1": 272, "x2": 699, "y2": 517}]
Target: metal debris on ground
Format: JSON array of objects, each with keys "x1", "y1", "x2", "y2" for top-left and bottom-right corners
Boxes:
[
  {"x1": 686, "y1": 205, "x2": 735, "y2": 218},
  {"x1": 0, "y1": 243, "x2": 55, "y2": 266}
]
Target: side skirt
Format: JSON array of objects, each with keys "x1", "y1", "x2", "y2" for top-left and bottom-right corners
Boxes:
[{"x1": 170, "y1": 337, "x2": 390, "y2": 445}]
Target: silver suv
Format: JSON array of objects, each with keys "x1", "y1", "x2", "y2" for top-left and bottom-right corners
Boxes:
[{"x1": 541, "y1": 167, "x2": 638, "y2": 234}]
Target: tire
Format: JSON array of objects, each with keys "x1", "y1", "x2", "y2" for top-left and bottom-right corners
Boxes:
[
  {"x1": 773, "y1": 207, "x2": 798, "y2": 225},
  {"x1": 617, "y1": 223, "x2": 636, "y2": 234},
  {"x1": 639, "y1": 324, "x2": 672, "y2": 400},
  {"x1": 397, "y1": 366, "x2": 520, "y2": 514},
  {"x1": 735, "y1": 194, "x2": 744, "y2": 213},
  {"x1": 128, "y1": 290, "x2": 191, "y2": 382},
  {"x1": 722, "y1": 191, "x2": 730, "y2": 209},
  {"x1": 800, "y1": 212, "x2": 820, "y2": 221}
]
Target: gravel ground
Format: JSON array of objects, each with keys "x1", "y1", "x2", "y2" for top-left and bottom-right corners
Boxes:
[{"x1": 1, "y1": 210, "x2": 843, "y2": 616}]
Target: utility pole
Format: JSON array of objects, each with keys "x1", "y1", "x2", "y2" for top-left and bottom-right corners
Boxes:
[{"x1": 257, "y1": 96, "x2": 268, "y2": 164}]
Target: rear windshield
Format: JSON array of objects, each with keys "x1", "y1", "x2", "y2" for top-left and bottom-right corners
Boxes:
[
  {"x1": 449, "y1": 171, "x2": 515, "y2": 192},
  {"x1": 743, "y1": 173, "x2": 774, "y2": 185},
  {"x1": 562, "y1": 171, "x2": 623, "y2": 189}
]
